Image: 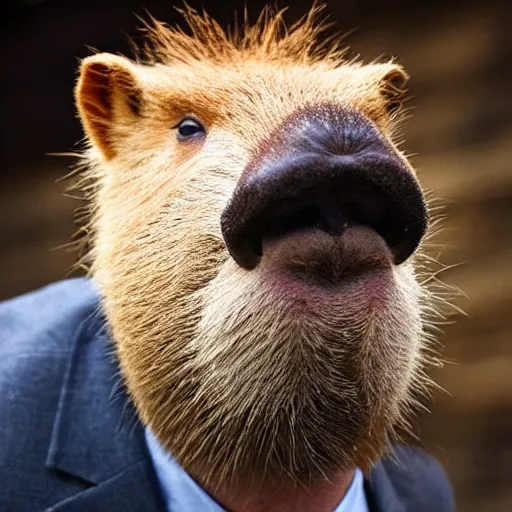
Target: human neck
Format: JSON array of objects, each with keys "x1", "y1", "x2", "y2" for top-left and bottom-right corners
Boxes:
[{"x1": 202, "y1": 470, "x2": 356, "y2": 512}]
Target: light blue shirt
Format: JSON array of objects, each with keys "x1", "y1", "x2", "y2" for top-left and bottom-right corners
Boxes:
[{"x1": 145, "y1": 429, "x2": 369, "y2": 512}]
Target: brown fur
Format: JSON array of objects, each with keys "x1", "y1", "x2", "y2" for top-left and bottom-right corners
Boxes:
[{"x1": 72, "y1": 3, "x2": 455, "y2": 494}]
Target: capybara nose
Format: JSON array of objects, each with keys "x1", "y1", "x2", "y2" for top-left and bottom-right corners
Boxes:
[{"x1": 221, "y1": 106, "x2": 428, "y2": 270}]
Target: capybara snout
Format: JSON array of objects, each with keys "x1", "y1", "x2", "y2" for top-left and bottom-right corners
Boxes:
[{"x1": 221, "y1": 104, "x2": 428, "y2": 272}]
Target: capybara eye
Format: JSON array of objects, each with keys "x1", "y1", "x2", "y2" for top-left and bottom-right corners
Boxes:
[{"x1": 174, "y1": 117, "x2": 206, "y2": 141}]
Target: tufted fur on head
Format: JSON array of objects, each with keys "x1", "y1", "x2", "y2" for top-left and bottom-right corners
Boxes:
[{"x1": 71, "y1": 2, "x2": 457, "y2": 495}]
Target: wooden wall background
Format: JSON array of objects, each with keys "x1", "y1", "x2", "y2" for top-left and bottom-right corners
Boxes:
[{"x1": 1, "y1": 1, "x2": 511, "y2": 510}]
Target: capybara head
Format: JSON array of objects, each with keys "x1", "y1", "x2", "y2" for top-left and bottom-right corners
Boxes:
[{"x1": 74, "y1": 4, "x2": 446, "y2": 492}]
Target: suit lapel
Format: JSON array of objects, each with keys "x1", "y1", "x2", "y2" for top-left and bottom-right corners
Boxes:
[
  {"x1": 44, "y1": 308, "x2": 165, "y2": 512},
  {"x1": 47, "y1": 458, "x2": 165, "y2": 512}
]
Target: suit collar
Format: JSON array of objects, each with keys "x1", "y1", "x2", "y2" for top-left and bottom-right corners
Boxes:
[
  {"x1": 45, "y1": 305, "x2": 153, "y2": 485},
  {"x1": 366, "y1": 452, "x2": 407, "y2": 512}
]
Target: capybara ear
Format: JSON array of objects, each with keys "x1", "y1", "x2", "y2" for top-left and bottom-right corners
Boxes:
[
  {"x1": 75, "y1": 53, "x2": 143, "y2": 159},
  {"x1": 380, "y1": 65, "x2": 409, "y2": 114}
]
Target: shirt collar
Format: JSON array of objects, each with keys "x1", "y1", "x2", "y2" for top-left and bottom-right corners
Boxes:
[{"x1": 145, "y1": 427, "x2": 369, "y2": 512}]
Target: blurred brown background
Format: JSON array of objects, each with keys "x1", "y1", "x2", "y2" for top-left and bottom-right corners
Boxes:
[{"x1": 1, "y1": 0, "x2": 511, "y2": 510}]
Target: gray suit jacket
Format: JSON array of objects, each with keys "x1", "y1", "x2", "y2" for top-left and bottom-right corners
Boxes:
[{"x1": 0, "y1": 279, "x2": 455, "y2": 511}]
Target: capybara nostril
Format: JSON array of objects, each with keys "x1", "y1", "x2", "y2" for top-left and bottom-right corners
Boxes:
[{"x1": 221, "y1": 106, "x2": 428, "y2": 271}]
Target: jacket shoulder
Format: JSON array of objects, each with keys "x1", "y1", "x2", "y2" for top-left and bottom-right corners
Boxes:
[
  {"x1": 0, "y1": 279, "x2": 101, "y2": 511},
  {"x1": 377, "y1": 445, "x2": 455, "y2": 512},
  {"x1": 0, "y1": 277, "x2": 100, "y2": 415},
  {"x1": 0, "y1": 278, "x2": 98, "y2": 353}
]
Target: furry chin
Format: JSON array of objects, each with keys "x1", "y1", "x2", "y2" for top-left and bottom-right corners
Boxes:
[
  {"x1": 102, "y1": 242, "x2": 422, "y2": 490},
  {"x1": 150, "y1": 317, "x2": 402, "y2": 490},
  {"x1": 130, "y1": 264, "x2": 423, "y2": 490}
]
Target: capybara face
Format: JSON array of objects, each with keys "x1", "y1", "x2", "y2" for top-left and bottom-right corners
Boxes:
[{"x1": 75, "y1": 6, "x2": 438, "y2": 491}]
